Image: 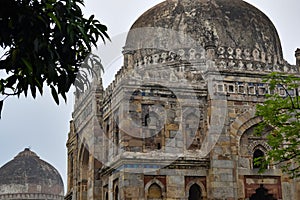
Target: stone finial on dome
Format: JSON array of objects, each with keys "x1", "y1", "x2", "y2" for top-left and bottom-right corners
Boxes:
[{"x1": 14, "y1": 147, "x2": 39, "y2": 158}]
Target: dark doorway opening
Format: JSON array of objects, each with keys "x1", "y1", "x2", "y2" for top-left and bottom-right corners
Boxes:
[
  {"x1": 188, "y1": 184, "x2": 202, "y2": 200},
  {"x1": 253, "y1": 149, "x2": 265, "y2": 169},
  {"x1": 250, "y1": 184, "x2": 276, "y2": 200},
  {"x1": 114, "y1": 186, "x2": 119, "y2": 200}
]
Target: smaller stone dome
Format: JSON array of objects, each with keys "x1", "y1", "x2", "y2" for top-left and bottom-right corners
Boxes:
[{"x1": 0, "y1": 148, "x2": 64, "y2": 200}]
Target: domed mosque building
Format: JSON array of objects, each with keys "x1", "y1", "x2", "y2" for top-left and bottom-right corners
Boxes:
[
  {"x1": 66, "y1": 0, "x2": 300, "y2": 199},
  {"x1": 0, "y1": 148, "x2": 64, "y2": 200}
]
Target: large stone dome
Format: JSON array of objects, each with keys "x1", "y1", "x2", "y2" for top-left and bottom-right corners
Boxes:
[
  {"x1": 124, "y1": 0, "x2": 283, "y2": 67},
  {"x1": 0, "y1": 148, "x2": 64, "y2": 200}
]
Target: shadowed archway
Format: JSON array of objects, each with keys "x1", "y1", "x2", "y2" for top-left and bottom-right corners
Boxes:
[
  {"x1": 188, "y1": 183, "x2": 202, "y2": 200},
  {"x1": 250, "y1": 184, "x2": 276, "y2": 200}
]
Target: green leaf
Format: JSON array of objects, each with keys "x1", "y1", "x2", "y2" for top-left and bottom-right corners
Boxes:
[
  {"x1": 47, "y1": 12, "x2": 61, "y2": 30},
  {"x1": 61, "y1": 92, "x2": 67, "y2": 103},
  {"x1": 35, "y1": 78, "x2": 43, "y2": 95},
  {"x1": 21, "y1": 58, "x2": 33, "y2": 74},
  {"x1": 0, "y1": 100, "x2": 3, "y2": 119},
  {"x1": 30, "y1": 84, "x2": 36, "y2": 98},
  {"x1": 77, "y1": 26, "x2": 91, "y2": 50},
  {"x1": 5, "y1": 75, "x2": 17, "y2": 89},
  {"x1": 50, "y1": 85, "x2": 59, "y2": 105}
]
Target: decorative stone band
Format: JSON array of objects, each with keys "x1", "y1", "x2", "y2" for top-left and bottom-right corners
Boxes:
[
  {"x1": 215, "y1": 59, "x2": 298, "y2": 74},
  {"x1": 103, "y1": 46, "x2": 296, "y2": 103},
  {"x1": 131, "y1": 47, "x2": 284, "y2": 68},
  {"x1": 0, "y1": 193, "x2": 64, "y2": 200},
  {"x1": 247, "y1": 140, "x2": 271, "y2": 155},
  {"x1": 216, "y1": 46, "x2": 282, "y2": 64},
  {"x1": 214, "y1": 81, "x2": 297, "y2": 97}
]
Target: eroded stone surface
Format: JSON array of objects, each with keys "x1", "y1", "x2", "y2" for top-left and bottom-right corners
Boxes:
[{"x1": 0, "y1": 148, "x2": 64, "y2": 200}]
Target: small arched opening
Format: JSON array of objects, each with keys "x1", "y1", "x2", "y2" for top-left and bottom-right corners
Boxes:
[
  {"x1": 78, "y1": 146, "x2": 89, "y2": 200},
  {"x1": 188, "y1": 183, "x2": 202, "y2": 200},
  {"x1": 148, "y1": 183, "x2": 162, "y2": 199},
  {"x1": 253, "y1": 149, "x2": 265, "y2": 169},
  {"x1": 105, "y1": 191, "x2": 108, "y2": 200},
  {"x1": 145, "y1": 178, "x2": 165, "y2": 200},
  {"x1": 114, "y1": 185, "x2": 119, "y2": 200}
]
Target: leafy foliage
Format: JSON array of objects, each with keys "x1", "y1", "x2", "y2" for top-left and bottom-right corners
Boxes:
[
  {"x1": 256, "y1": 72, "x2": 300, "y2": 177},
  {"x1": 0, "y1": 0, "x2": 109, "y2": 111}
]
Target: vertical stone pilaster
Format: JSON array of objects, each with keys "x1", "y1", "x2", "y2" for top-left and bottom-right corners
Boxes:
[
  {"x1": 166, "y1": 176, "x2": 185, "y2": 199},
  {"x1": 122, "y1": 172, "x2": 144, "y2": 200},
  {"x1": 108, "y1": 176, "x2": 114, "y2": 200},
  {"x1": 206, "y1": 95, "x2": 237, "y2": 199},
  {"x1": 208, "y1": 135, "x2": 238, "y2": 200}
]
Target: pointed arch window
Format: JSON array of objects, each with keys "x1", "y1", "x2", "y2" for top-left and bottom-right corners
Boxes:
[
  {"x1": 253, "y1": 149, "x2": 265, "y2": 169},
  {"x1": 148, "y1": 183, "x2": 162, "y2": 199},
  {"x1": 79, "y1": 148, "x2": 89, "y2": 200},
  {"x1": 188, "y1": 183, "x2": 202, "y2": 200}
]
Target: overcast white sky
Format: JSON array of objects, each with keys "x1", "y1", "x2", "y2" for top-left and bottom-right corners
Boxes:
[{"x1": 0, "y1": 0, "x2": 300, "y2": 192}]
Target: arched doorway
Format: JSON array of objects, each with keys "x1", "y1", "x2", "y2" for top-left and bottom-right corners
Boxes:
[
  {"x1": 250, "y1": 184, "x2": 276, "y2": 200},
  {"x1": 188, "y1": 184, "x2": 202, "y2": 200},
  {"x1": 148, "y1": 183, "x2": 162, "y2": 199}
]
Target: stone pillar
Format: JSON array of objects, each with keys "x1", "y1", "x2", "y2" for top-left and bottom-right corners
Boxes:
[
  {"x1": 122, "y1": 48, "x2": 135, "y2": 69},
  {"x1": 108, "y1": 176, "x2": 114, "y2": 200},
  {"x1": 166, "y1": 176, "x2": 185, "y2": 199},
  {"x1": 205, "y1": 43, "x2": 216, "y2": 61},
  {"x1": 208, "y1": 143, "x2": 237, "y2": 200},
  {"x1": 122, "y1": 173, "x2": 144, "y2": 200},
  {"x1": 281, "y1": 175, "x2": 300, "y2": 200},
  {"x1": 206, "y1": 98, "x2": 237, "y2": 200},
  {"x1": 282, "y1": 181, "x2": 293, "y2": 200}
]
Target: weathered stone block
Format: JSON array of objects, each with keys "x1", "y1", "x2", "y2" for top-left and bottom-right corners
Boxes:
[{"x1": 211, "y1": 160, "x2": 234, "y2": 168}]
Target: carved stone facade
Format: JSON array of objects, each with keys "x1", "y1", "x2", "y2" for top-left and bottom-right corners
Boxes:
[{"x1": 66, "y1": 0, "x2": 300, "y2": 199}]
